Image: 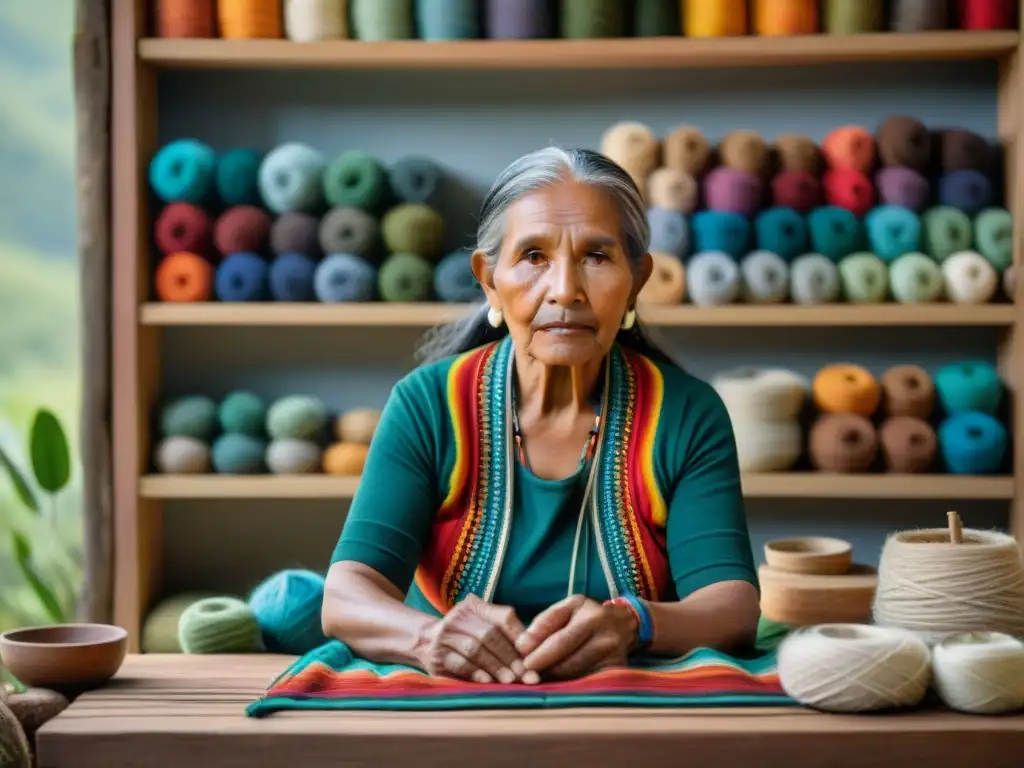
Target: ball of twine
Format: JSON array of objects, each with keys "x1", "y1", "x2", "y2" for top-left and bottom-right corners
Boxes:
[
  {"x1": 777, "y1": 623, "x2": 931, "y2": 713},
  {"x1": 932, "y1": 631, "x2": 1024, "y2": 714},
  {"x1": 872, "y1": 527, "x2": 1024, "y2": 645}
]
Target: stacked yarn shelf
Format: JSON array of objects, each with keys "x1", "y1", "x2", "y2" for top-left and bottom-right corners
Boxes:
[{"x1": 608, "y1": 117, "x2": 1016, "y2": 308}]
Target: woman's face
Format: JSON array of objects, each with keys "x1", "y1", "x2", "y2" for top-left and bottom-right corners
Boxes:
[{"x1": 473, "y1": 178, "x2": 651, "y2": 368}]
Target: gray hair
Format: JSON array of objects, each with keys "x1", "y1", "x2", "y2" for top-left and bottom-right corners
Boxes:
[{"x1": 415, "y1": 146, "x2": 677, "y2": 366}]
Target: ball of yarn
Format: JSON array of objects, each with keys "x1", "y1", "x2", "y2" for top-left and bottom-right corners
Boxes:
[
  {"x1": 266, "y1": 395, "x2": 328, "y2": 440},
  {"x1": 647, "y1": 168, "x2": 697, "y2": 213},
  {"x1": 178, "y1": 596, "x2": 263, "y2": 654},
  {"x1": 684, "y1": 0, "x2": 748, "y2": 37},
  {"x1": 771, "y1": 171, "x2": 820, "y2": 213},
  {"x1": 647, "y1": 207, "x2": 689, "y2": 258},
  {"x1": 809, "y1": 413, "x2": 879, "y2": 472},
  {"x1": 876, "y1": 116, "x2": 931, "y2": 172},
  {"x1": 155, "y1": 251, "x2": 214, "y2": 302},
  {"x1": 874, "y1": 526, "x2": 1024, "y2": 644},
  {"x1": 216, "y1": 252, "x2": 269, "y2": 302},
  {"x1": 712, "y1": 367, "x2": 808, "y2": 422},
  {"x1": 266, "y1": 438, "x2": 322, "y2": 474},
  {"x1": 379, "y1": 251, "x2": 434, "y2": 302},
  {"x1": 351, "y1": 0, "x2": 414, "y2": 39},
  {"x1": 718, "y1": 130, "x2": 768, "y2": 176},
  {"x1": 790, "y1": 253, "x2": 840, "y2": 305},
  {"x1": 215, "y1": 147, "x2": 262, "y2": 206},
  {"x1": 823, "y1": 168, "x2": 875, "y2": 217},
  {"x1": 323, "y1": 441, "x2": 369, "y2": 475},
  {"x1": 942, "y1": 250, "x2": 998, "y2": 304},
  {"x1": 686, "y1": 251, "x2": 740, "y2": 306},
  {"x1": 754, "y1": 207, "x2": 807, "y2": 262},
  {"x1": 771, "y1": 134, "x2": 822, "y2": 176},
  {"x1": 381, "y1": 204, "x2": 444, "y2": 260},
  {"x1": 921, "y1": 206, "x2": 973, "y2": 263},
  {"x1": 389, "y1": 156, "x2": 443, "y2": 205},
  {"x1": 149, "y1": 138, "x2": 216, "y2": 204},
  {"x1": 813, "y1": 363, "x2": 880, "y2": 416},
  {"x1": 218, "y1": 390, "x2": 267, "y2": 437},
  {"x1": 600, "y1": 121, "x2": 660, "y2": 195},
  {"x1": 336, "y1": 408, "x2": 381, "y2": 443},
  {"x1": 258, "y1": 142, "x2": 326, "y2": 214},
  {"x1": 703, "y1": 167, "x2": 762, "y2": 216},
  {"x1": 938, "y1": 127, "x2": 991, "y2": 174},
  {"x1": 864, "y1": 205, "x2": 920, "y2": 263},
  {"x1": 638, "y1": 252, "x2": 686, "y2": 305},
  {"x1": 662, "y1": 125, "x2": 710, "y2": 177},
  {"x1": 284, "y1": 0, "x2": 349, "y2": 41},
  {"x1": 881, "y1": 364, "x2": 935, "y2": 420},
  {"x1": 690, "y1": 211, "x2": 750, "y2": 260},
  {"x1": 270, "y1": 212, "x2": 321, "y2": 256},
  {"x1": 875, "y1": 166, "x2": 930, "y2": 212},
  {"x1": 211, "y1": 434, "x2": 267, "y2": 474},
  {"x1": 484, "y1": 0, "x2": 554, "y2": 38},
  {"x1": 154, "y1": 202, "x2": 212, "y2": 255},
  {"x1": 314, "y1": 253, "x2": 377, "y2": 302},
  {"x1": 974, "y1": 207, "x2": 1013, "y2": 270},
  {"x1": 890, "y1": 0, "x2": 951, "y2": 31},
  {"x1": 213, "y1": 205, "x2": 271, "y2": 255},
  {"x1": 931, "y1": 632, "x2": 1024, "y2": 715},
  {"x1": 418, "y1": 0, "x2": 481, "y2": 40},
  {"x1": 939, "y1": 412, "x2": 1009, "y2": 475},
  {"x1": 740, "y1": 250, "x2": 789, "y2": 304},
  {"x1": 732, "y1": 420, "x2": 803, "y2": 473},
  {"x1": 879, "y1": 416, "x2": 937, "y2": 473},
  {"x1": 268, "y1": 252, "x2": 317, "y2": 301},
  {"x1": 248, "y1": 569, "x2": 328, "y2": 655},
  {"x1": 633, "y1": 0, "x2": 680, "y2": 35},
  {"x1": 939, "y1": 170, "x2": 993, "y2": 217},
  {"x1": 434, "y1": 248, "x2": 483, "y2": 302},
  {"x1": 154, "y1": 436, "x2": 211, "y2": 474},
  {"x1": 822, "y1": 125, "x2": 875, "y2": 173},
  {"x1": 825, "y1": 0, "x2": 884, "y2": 33},
  {"x1": 319, "y1": 206, "x2": 378, "y2": 260},
  {"x1": 323, "y1": 150, "x2": 389, "y2": 212},
  {"x1": 889, "y1": 252, "x2": 944, "y2": 304},
  {"x1": 559, "y1": 0, "x2": 625, "y2": 38},
  {"x1": 777, "y1": 624, "x2": 931, "y2": 713},
  {"x1": 807, "y1": 206, "x2": 862, "y2": 262},
  {"x1": 142, "y1": 593, "x2": 218, "y2": 653},
  {"x1": 161, "y1": 395, "x2": 217, "y2": 440},
  {"x1": 839, "y1": 252, "x2": 888, "y2": 303},
  {"x1": 934, "y1": 360, "x2": 1003, "y2": 416}
]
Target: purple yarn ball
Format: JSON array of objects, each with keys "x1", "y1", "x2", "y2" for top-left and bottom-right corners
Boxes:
[
  {"x1": 704, "y1": 167, "x2": 762, "y2": 216},
  {"x1": 875, "y1": 166, "x2": 931, "y2": 212}
]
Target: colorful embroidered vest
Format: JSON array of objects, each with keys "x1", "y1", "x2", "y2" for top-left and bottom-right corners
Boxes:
[{"x1": 414, "y1": 336, "x2": 671, "y2": 613}]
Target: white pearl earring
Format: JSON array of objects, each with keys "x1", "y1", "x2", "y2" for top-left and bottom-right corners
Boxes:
[
  {"x1": 621, "y1": 308, "x2": 636, "y2": 330},
  {"x1": 487, "y1": 307, "x2": 504, "y2": 328}
]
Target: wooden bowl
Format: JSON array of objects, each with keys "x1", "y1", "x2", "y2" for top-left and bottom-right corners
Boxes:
[
  {"x1": 0, "y1": 623, "x2": 127, "y2": 692},
  {"x1": 764, "y1": 536, "x2": 853, "y2": 575}
]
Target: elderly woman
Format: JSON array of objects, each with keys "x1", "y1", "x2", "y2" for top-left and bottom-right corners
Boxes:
[{"x1": 322, "y1": 147, "x2": 759, "y2": 687}]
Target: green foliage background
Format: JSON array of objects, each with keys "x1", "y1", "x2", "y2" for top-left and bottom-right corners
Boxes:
[{"x1": 0, "y1": 0, "x2": 82, "y2": 631}]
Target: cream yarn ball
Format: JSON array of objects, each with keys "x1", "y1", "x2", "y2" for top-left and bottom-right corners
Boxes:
[
  {"x1": 712, "y1": 367, "x2": 809, "y2": 422},
  {"x1": 931, "y1": 631, "x2": 1024, "y2": 715},
  {"x1": 942, "y1": 250, "x2": 998, "y2": 304}
]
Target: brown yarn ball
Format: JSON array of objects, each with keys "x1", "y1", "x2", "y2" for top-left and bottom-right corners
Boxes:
[
  {"x1": 599, "y1": 122, "x2": 661, "y2": 195},
  {"x1": 876, "y1": 116, "x2": 932, "y2": 172},
  {"x1": 771, "y1": 134, "x2": 822, "y2": 176},
  {"x1": 937, "y1": 128, "x2": 992, "y2": 174},
  {"x1": 323, "y1": 442, "x2": 369, "y2": 476},
  {"x1": 879, "y1": 416, "x2": 937, "y2": 473},
  {"x1": 809, "y1": 413, "x2": 879, "y2": 473},
  {"x1": 881, "y1": 364, "x2": 935, "y2": 420},
  {"x1": 718, "y1": 130, "x2": 769, "y2": 176},
  {"x1": 647, "y1": 168, "x2": 698, "y2": 213},
  {"x1": 812, "y1": 364, "x2": 881, "y2": 417},
  {"x1": 638, "y1": 252, "x2": 686, "y2": 305},
  {"x1": 663, "y1": 125, "x2": 711, "y2": 177},
  {"x1": 213, "y1": 205, "x2": 272, "y2": 255},
  {"x1": 335, "y1": 408, "x2": 381, "y2": 444}
]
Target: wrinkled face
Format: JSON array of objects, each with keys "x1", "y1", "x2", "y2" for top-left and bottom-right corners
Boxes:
[{"x1": 474, "y1": 179, "x2": 650, "y2": 367}]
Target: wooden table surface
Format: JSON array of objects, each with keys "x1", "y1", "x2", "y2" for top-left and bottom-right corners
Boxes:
[{"x1": 36, "y1": 654, "x2": 1024, "y2": 767}]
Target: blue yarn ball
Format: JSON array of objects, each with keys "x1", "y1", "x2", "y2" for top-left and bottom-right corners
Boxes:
[
  {"x1": 389, "y1": 156, "x2": 443, "y2": 205},
  {"x1": 434, "y1": 248, "x2": 483, "y2": 302},
  {"x1": 865, "y1": 205, "x2": 921, "y2": 264},
  {"x1": 314, "y1": 253, "x2": 377, "y2": 302},
  {"x1": 690, "y1": 211, "x2": 750, "y2": 261},
  {"x1": 149, "y1": 139, "x2": 216, "y2": 204},
  {"x1": 258, "y1": 142, "x2": 326, "y2": 215},
  {"x1": 934, "y1": 360, "x2": 1003, "y2": 416},
  {"x1": 754, "y1": 207, "x2": 807, "y2": 262},
  {"x1": 938, "y1": 412, "x2": 1007, "y2": 475},
  {"x1": 647, "y1": 207, "x2": 689, "y2": 258},
  {"x1": 269, "y1": 252, "x2": 318, "y2": 301},
  {"x1": 248, "y1": 569, "x2": 328, "y2": 655},
  {"x1": 216, "y1": 148, "x2": 263, "y2": 206},
  {"x1": 939, "y1": 170, "x2": 993, "y2": 217},
  {"x1": 807, "y1": 205, "x2": 863, "y2": 263},
  {"x1": 216, "y1": 252, "x2": 270, "y2": 302}
]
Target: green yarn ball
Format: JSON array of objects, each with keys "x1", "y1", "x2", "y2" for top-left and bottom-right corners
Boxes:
[
  {"x1": 266, "y1": 395, "x2": 328, "y2": 441},
  {"x1": 839, "y1": 252, "x2": 889, "y2": 303},
  {"x1": 323, "y1": 150, "x2": 389, "y2": 213},
  {"x1": 160, "y1": 395, "x2": 218, "y2": 441},
  {"x1": 218, "y1": 390, "x2": 267, "y2": 437},
  {"x1": 142, "y1": 592, "x2": 218, "y2": 653},
  {"x1": 178, "y1": 596, "x2": 263, "y2": 654},
  {"x1": 211, "y1": 433, "x2": 267, "y2": 474},
  {"x1": 974, "y1": 207, "x2": 1013, "y2": 271},
  {"x1": 381, "y1": 204, "x2": 444, "y2": 260},
  {"x1": 379, "y1": 252, "x2": 434, "y2": 302},
  {"x1": 922, "y1": 206, "x2": 973, "y2": 263},
  {"x1": 889, "y1": 252, "x2": 944, "y2": 303}
]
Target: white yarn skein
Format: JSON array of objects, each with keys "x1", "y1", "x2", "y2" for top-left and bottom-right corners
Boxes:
[
  {"x1": 777, "y1": 624, "x2": 931, "y2": 713},
  {"x1": 942, "y1": 250, "x2": 998, "y2": 304},
  {"x1": 285, "y1": 0, "x2": 349, "y2": 42},
  {"x1": 712, "y1": 367, "x2": 809, "y2": 422},
  {"x1": 731, "y1": 420, "x2": 802, "y2": 472},
  {"x1": 932, "y1": 631, "x2": 1024, "y2": 715},
  {"x1": 873, "y1": 528, "x2": 1024, "y2": 645}
]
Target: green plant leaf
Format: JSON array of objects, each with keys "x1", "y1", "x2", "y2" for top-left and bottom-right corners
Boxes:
[
  {"x1": 0, "y1": 443, "x2": 39, "y2": 514},
  {"x1": 11, "y1": 532, "x2": 64, "y2": 623},
  {"x1": 29, "y1": 408, "x2": 71, "y2": 494}
]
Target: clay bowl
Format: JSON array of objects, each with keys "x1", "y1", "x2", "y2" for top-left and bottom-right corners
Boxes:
[
  {"x1": 764, "y1": 537, "x2": 853, "y2": 575},
  {"x1": 0, "y1": 623, "x2": 127, "y2": 693}
]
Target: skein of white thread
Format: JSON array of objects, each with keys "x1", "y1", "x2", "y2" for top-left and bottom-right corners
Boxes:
[
  {"x1": 872, "y1": 528, "x2": 1024, "y2": 645},
  {"x1": 777, "y1": 623, "x2": 931, "y2": 713},
  {"x1": 732, "y1": 420, "x2": 802, "y2": 473},
  {"x1": 931, "y1": 631, "x2": 1024, "y2": 714},
  {"x1": 711, "y1": 367, "x2": 809, "y2": 422},
  {"x1": 284, "y1": 0, "x2": 349, "y2": 41}
]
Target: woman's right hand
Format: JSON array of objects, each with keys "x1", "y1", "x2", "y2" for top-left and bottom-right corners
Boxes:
[{"x1": 417, "y1": 594, "x2": 537, "y2": 684}]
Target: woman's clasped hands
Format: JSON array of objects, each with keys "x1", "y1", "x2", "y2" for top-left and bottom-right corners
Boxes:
[{"x1": 417, "y1": 594, "x2": 639, "y2": 685}]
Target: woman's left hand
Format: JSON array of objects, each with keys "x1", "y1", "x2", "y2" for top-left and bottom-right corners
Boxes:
[{"x1": 514, "y1": 595, "x2": 637, "y2": 680}]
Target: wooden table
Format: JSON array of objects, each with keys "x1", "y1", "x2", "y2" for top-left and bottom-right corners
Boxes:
[{"x1": 36, "y1": 654, "x2": 1024, "y2": 767}]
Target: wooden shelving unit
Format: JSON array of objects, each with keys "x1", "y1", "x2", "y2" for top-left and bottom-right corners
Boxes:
[{"x1": 111, "y1": 0, "x2": 1023, "y2": 650}]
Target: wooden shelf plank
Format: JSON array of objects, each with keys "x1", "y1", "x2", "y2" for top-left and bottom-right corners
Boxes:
[
  {"x1": 139, "y1": 302, "x2": 1017, "y2": 328},
  {"x1": 137, "y1": 32, "x2": 1019, "y2": 71},
  {"x1": 140, "y1": 473, "x2": 1013, "y2": 500}
]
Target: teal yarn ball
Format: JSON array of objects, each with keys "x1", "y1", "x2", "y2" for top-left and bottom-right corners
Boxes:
[
  {"x1": 266, "y1": 395, "x2": 329, "y2": 440},
  {"x1": 323, "y1": 151, "x2": 389, "y2": 213},
  {"x1": 865, "y1": 205, "x2": 921, "y2": 264},
  {"x1": 258, "y1": 142, "x2": 326, "y2": 215},
  {"x1": 178, "y1": 596, "x2": 263, "y2": 654},
  {"x1": 149, "y1": 139, "x2": 216, "y2": 204},
  {"x1": 248, "y1": 569, "x2": 328, "y2": 655},
  {"x1": 161, "y1": 395, "x2": 218, "y2": 441},
  {"x1": 808, "y1": 206, "x2": 863, "y2": 262},
  {"x1": 934, "y1": 361, "x2": 1003, "y2": 416},
  {"x1": 938, "y1": 412, "x2": 1007, "y2": 475},
  {"x1": 754, "y1": 207, "x2": 808, "y2": 262},
  {"x1": 211, "y1": 433, "x2": 267, "y2": 474},
  {"x1": 216, "y1": 148, "x2": 262, "y2": 206},
  {"x1": 416, "y1": 0, "x2": 480, "y2": 40},
  {"x1": 389, "y1": 156, "x2": 443, "y2": 205},
  {"x1": 434, "y1": 248, "x2": 483, "y2": 302},
  {"x1": 218, "y1": 390, "x2": 267, "y2": 437}
]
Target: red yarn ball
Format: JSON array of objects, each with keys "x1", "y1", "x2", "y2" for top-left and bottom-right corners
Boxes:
[
  {"x1": 213, "y1": 205, "x2": 272, "y2": 256},
  {"x1": 823, "y1": 168, "x2": 875, "y2": 217},
  {"x1": 959, "y1": 0, "x2": 1016, "y2": 30},
  {"x1": 771, "y1": 171, "x2": 821, "y2": 213},
  {"x1": 154, "y1": 202, "x2": 212, "y2": 255}
]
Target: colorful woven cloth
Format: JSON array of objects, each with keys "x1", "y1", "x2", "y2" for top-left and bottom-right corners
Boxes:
[{"x1": 245, "y1": 640, "x2": 795, "y2": 716}]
